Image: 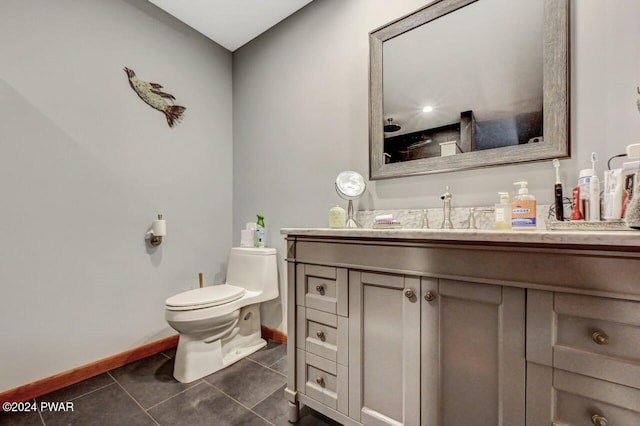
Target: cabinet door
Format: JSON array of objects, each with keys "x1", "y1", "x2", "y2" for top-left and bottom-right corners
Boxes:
[
  {"x1": 348, "y1": 271, "x2": 420, "y2": 426},
  {"x1": 428, "y1": 280, "x2": 525, "y2": 426}
]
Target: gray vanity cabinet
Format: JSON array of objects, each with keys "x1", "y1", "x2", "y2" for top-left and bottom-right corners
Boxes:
[
  {"x1": 295, "y1": 266, "x2": 525, "y2": 426},
  {"x1": 526, "y1": 290, "x2": 640, "y2": 426},
  {"x1": 283, "y1": 230, "x2": 640, "y2": 426}
]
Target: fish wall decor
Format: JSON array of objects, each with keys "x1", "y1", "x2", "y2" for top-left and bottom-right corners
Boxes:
[{"x1": 124, "y1": 67, "x2": 186, "y2": 128}]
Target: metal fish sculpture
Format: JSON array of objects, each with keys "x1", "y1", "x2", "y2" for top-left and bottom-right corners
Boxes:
[{"x1": 124, "y1": 67, "x2": 186, "y2": 128}]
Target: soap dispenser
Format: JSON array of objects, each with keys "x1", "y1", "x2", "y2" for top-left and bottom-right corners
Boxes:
[
  {"x1": 494, "y1": 192, "x2": 512, "y2": 230},
  {"x1": 512, "y1": 181, "x2": 537, "y2": 230}
]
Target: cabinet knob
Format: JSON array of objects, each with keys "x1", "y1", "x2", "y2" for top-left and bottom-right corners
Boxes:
[
  {"x1": 592, "y1": 331, "x2": 609, "y2": 345},
  {"x1": 424, "y1": 291, "x2": 436, "y2": 302},
  {"x1": 591, "y1": 413, "x2": 608, "y2": 426},
  {"x1": 316, "y1": 330, "x2": 326, "y2": 341},
  {"x1": 315, "y1": 284, "x2": 325, "y2": 295},
  {"x1": 316, "y1": 377, "x2": 325, "y2": 388},
  {"x1": 404, "y1": 288, "x2": 415, "y2": 299}
]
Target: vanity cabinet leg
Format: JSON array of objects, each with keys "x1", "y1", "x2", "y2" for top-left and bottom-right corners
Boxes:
[{"x1": 287, "y1": 401, "x2": 299, "y2": 423}]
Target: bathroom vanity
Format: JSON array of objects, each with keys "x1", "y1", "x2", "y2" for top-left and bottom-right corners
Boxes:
[{"x1": 282, "y1": 228, "x2": 640, "y2": 426}]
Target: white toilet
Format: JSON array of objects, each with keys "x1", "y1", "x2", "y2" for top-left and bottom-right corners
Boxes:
[{"x1": 165, "y1": 247, "x2": 278, "y2": 383}]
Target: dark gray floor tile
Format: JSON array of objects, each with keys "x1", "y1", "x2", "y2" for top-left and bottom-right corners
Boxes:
[
  {"x1": 110, "y1": 353, "x2": 195, "y2": 409},
  {"x1": 0, "y1": 401, "x2": 43, "y2": 426},
  {"x1": 37, "y1": 373, "x2": 114, "y2": 403},
  {"x1": 252, "y1": 385, "x2": 341, "y2": 426},
  {"x1": 270, "y1": 356, "x2": 287, "y2": 375},
  {"x1": 149, "y1": 382, "x2": 269, "y2": 426},
  {"x1": 251, "y1": 385, "x2": 289, "y2": 426},
  {"x1": 39, "y1": 382, "x2": 155, "y2": 426},
  {"x1": 248, "y1": 340, "x2": 287, "y2": 367},
  {"x1": 204, "y1": 358, "x2": 287, "y2": 408}
]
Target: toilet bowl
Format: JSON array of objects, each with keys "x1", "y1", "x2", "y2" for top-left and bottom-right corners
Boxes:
[{"x1": 165, "y1": 247, "x2": 278, "y2": 383}]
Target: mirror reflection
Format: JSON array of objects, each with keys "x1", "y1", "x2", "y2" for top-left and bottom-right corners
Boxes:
[
  {"x1": 369, "y1": 0, "x2": 569, "y2": 179},
  {"x1": 383, "y1": 0, "x2": 543, "y2": 163}
]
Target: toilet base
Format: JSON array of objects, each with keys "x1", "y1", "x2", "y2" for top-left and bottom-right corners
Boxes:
[{"x1": 172, "y1": 304, "x2": 266, "y2": 383}]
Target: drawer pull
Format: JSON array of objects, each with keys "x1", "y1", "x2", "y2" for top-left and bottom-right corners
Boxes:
[
  {"x1": 404, "y1": 288, "x2": 415, "y2": 299},
  {"x1": 591, "y1": 413, "x2": 608, "y2": 426},
  {"x1": 424, "y1": 291, "x2": 436, "y2": 302},
  {"x1": 316, "y1": 330, "x2": 326, "y2": 341},
  {"x1": 315, "y1": 284, "x2": 326, "y2": 295},
  {"x1": 316, "y1": 377, "x2": 325, "y2": 387},
  {"x1": 592, "y1": 331, "x2": 609, "y2": 345}
]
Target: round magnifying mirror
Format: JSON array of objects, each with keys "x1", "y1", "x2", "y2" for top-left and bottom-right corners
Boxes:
[{"x1": 335, "y1": 171, "x2": 366, "y2": 228}]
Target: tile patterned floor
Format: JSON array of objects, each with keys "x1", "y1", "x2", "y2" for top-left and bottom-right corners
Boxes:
[{"x1": 0, "y1": 341, "x2": 341, "y2": 426}]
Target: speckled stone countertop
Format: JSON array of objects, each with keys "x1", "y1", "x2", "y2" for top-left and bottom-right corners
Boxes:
[
  {"x1": 280, "y1": 227, "x2": 640, "y2": 248},
  {"x1": 282, "y1": 207, "x2": 640, "y2": 248}
]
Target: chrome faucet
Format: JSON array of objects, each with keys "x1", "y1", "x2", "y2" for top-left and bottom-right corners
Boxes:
[
  {"x1": 468, "y1": 207, "x2": 495, "y2": 229},
  {"x1": 440, "y1": 187, "x2": 453, "y2": 229},
  {"x1": 420, "y1": 209, "x2": 429, "y2": 229}
]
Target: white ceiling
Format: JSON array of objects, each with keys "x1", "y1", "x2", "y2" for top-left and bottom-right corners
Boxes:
[{"x1": 147, "y1": 0, "x2": 313, "y2": 51}]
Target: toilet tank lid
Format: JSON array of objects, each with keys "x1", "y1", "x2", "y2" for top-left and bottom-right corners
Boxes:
[
  {"x1": 166, "y1": 284, "x2": 245, "y2": 308},
  {"x1": 231, "y1": 247, "x2": 276, "y2": 255}
]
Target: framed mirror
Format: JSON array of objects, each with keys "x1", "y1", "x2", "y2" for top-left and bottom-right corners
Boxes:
[{"x1": 369, "y1": 0, "x2": 569, "y2": 180}]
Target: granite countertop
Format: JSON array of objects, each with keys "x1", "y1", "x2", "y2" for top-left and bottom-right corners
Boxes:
[{"x1": 280, "y1": 227, "x2": 640, "y2": 248}]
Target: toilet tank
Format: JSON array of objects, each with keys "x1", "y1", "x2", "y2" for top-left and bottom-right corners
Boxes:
[{"x1": 226, "y1": 248, "x2": 278, "y2": 301}]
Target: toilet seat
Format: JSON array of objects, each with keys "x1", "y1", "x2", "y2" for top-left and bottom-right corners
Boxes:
[{"x1": 166, "y1": 284, "x2": 245, "y2": 311}]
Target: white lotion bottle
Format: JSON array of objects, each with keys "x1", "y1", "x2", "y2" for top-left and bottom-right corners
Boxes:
[{"x1": 494, "y1": 192, "x2": 512, "y2": 230}]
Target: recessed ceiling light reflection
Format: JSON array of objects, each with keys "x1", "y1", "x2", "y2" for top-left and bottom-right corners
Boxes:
[{"x1": 422, "y1": 105, "x2": 434, "y2": 113}]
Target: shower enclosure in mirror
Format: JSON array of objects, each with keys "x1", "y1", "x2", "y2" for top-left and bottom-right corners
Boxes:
[{"x1": 369, "y1": 0, "x2": 569, "y2": 179}]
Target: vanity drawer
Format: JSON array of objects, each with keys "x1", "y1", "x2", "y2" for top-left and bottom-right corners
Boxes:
[
  {"x1": 553, "y1": 369, "x2": 640, "y2": 426},
  {"x1": 554, "y1": 293, "x2": 640, "y2": 388},
  {"x1": 296, "y1": 349, "x2": 347, "y2": 414},
  {"x1": 296, "y1": 307, "x2": 348, "y2": 365},
  {"x1": 296, "y1": 264, "x2": 348, "y2": 316}
]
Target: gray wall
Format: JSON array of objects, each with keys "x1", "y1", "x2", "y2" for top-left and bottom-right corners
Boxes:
[
  {"x1": 0, "y1": 0, "x2": 232, "y2": 392},
  {"x1": 233, "y1": 0, "x2": 640, "y2": 332}
]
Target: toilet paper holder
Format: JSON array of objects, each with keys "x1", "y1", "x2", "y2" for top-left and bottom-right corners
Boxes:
[{"x1": 147, "y1": 214, "x2": 166, "y2": 247}]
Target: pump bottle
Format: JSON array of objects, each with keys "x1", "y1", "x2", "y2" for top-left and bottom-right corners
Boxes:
[
  {"x1": 255, "y1": 215, "x2": 266, "y2": 248},
  {"x1": 494, "y1": 192, "x2": 512, "y2": 230},
  {"x1": 511, "y1": 182, "x2": 537, "y2": 230}
]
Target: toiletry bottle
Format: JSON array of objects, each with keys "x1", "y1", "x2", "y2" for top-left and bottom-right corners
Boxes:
[
  {"x1": 603, "y1": 169, "x2": 623, "y2": 220},
  {"x1": 511, "y1": 181, "x2": 536, "y2": 230},
  {"x1": 588, "y1": 152, "x2": 600, "y2": 222},
  {"x1": 256, "y1": 215, "x2": 266, "y2": 248},
  {"x1": 578, "y1": 169, "x2": 592, "y2": 220},
  {"x1": 625, "y1": 169, "x2": 640, "y2": 229},
  {"x1": 494, "y1": 192, "x2": 512, "y2": 230},
  {"x1": 622, "y1": 158, "x2": 639, "y2": 217},
  {"x1": 570, "y1": 187, "x2": 584, "y2": 221}
]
